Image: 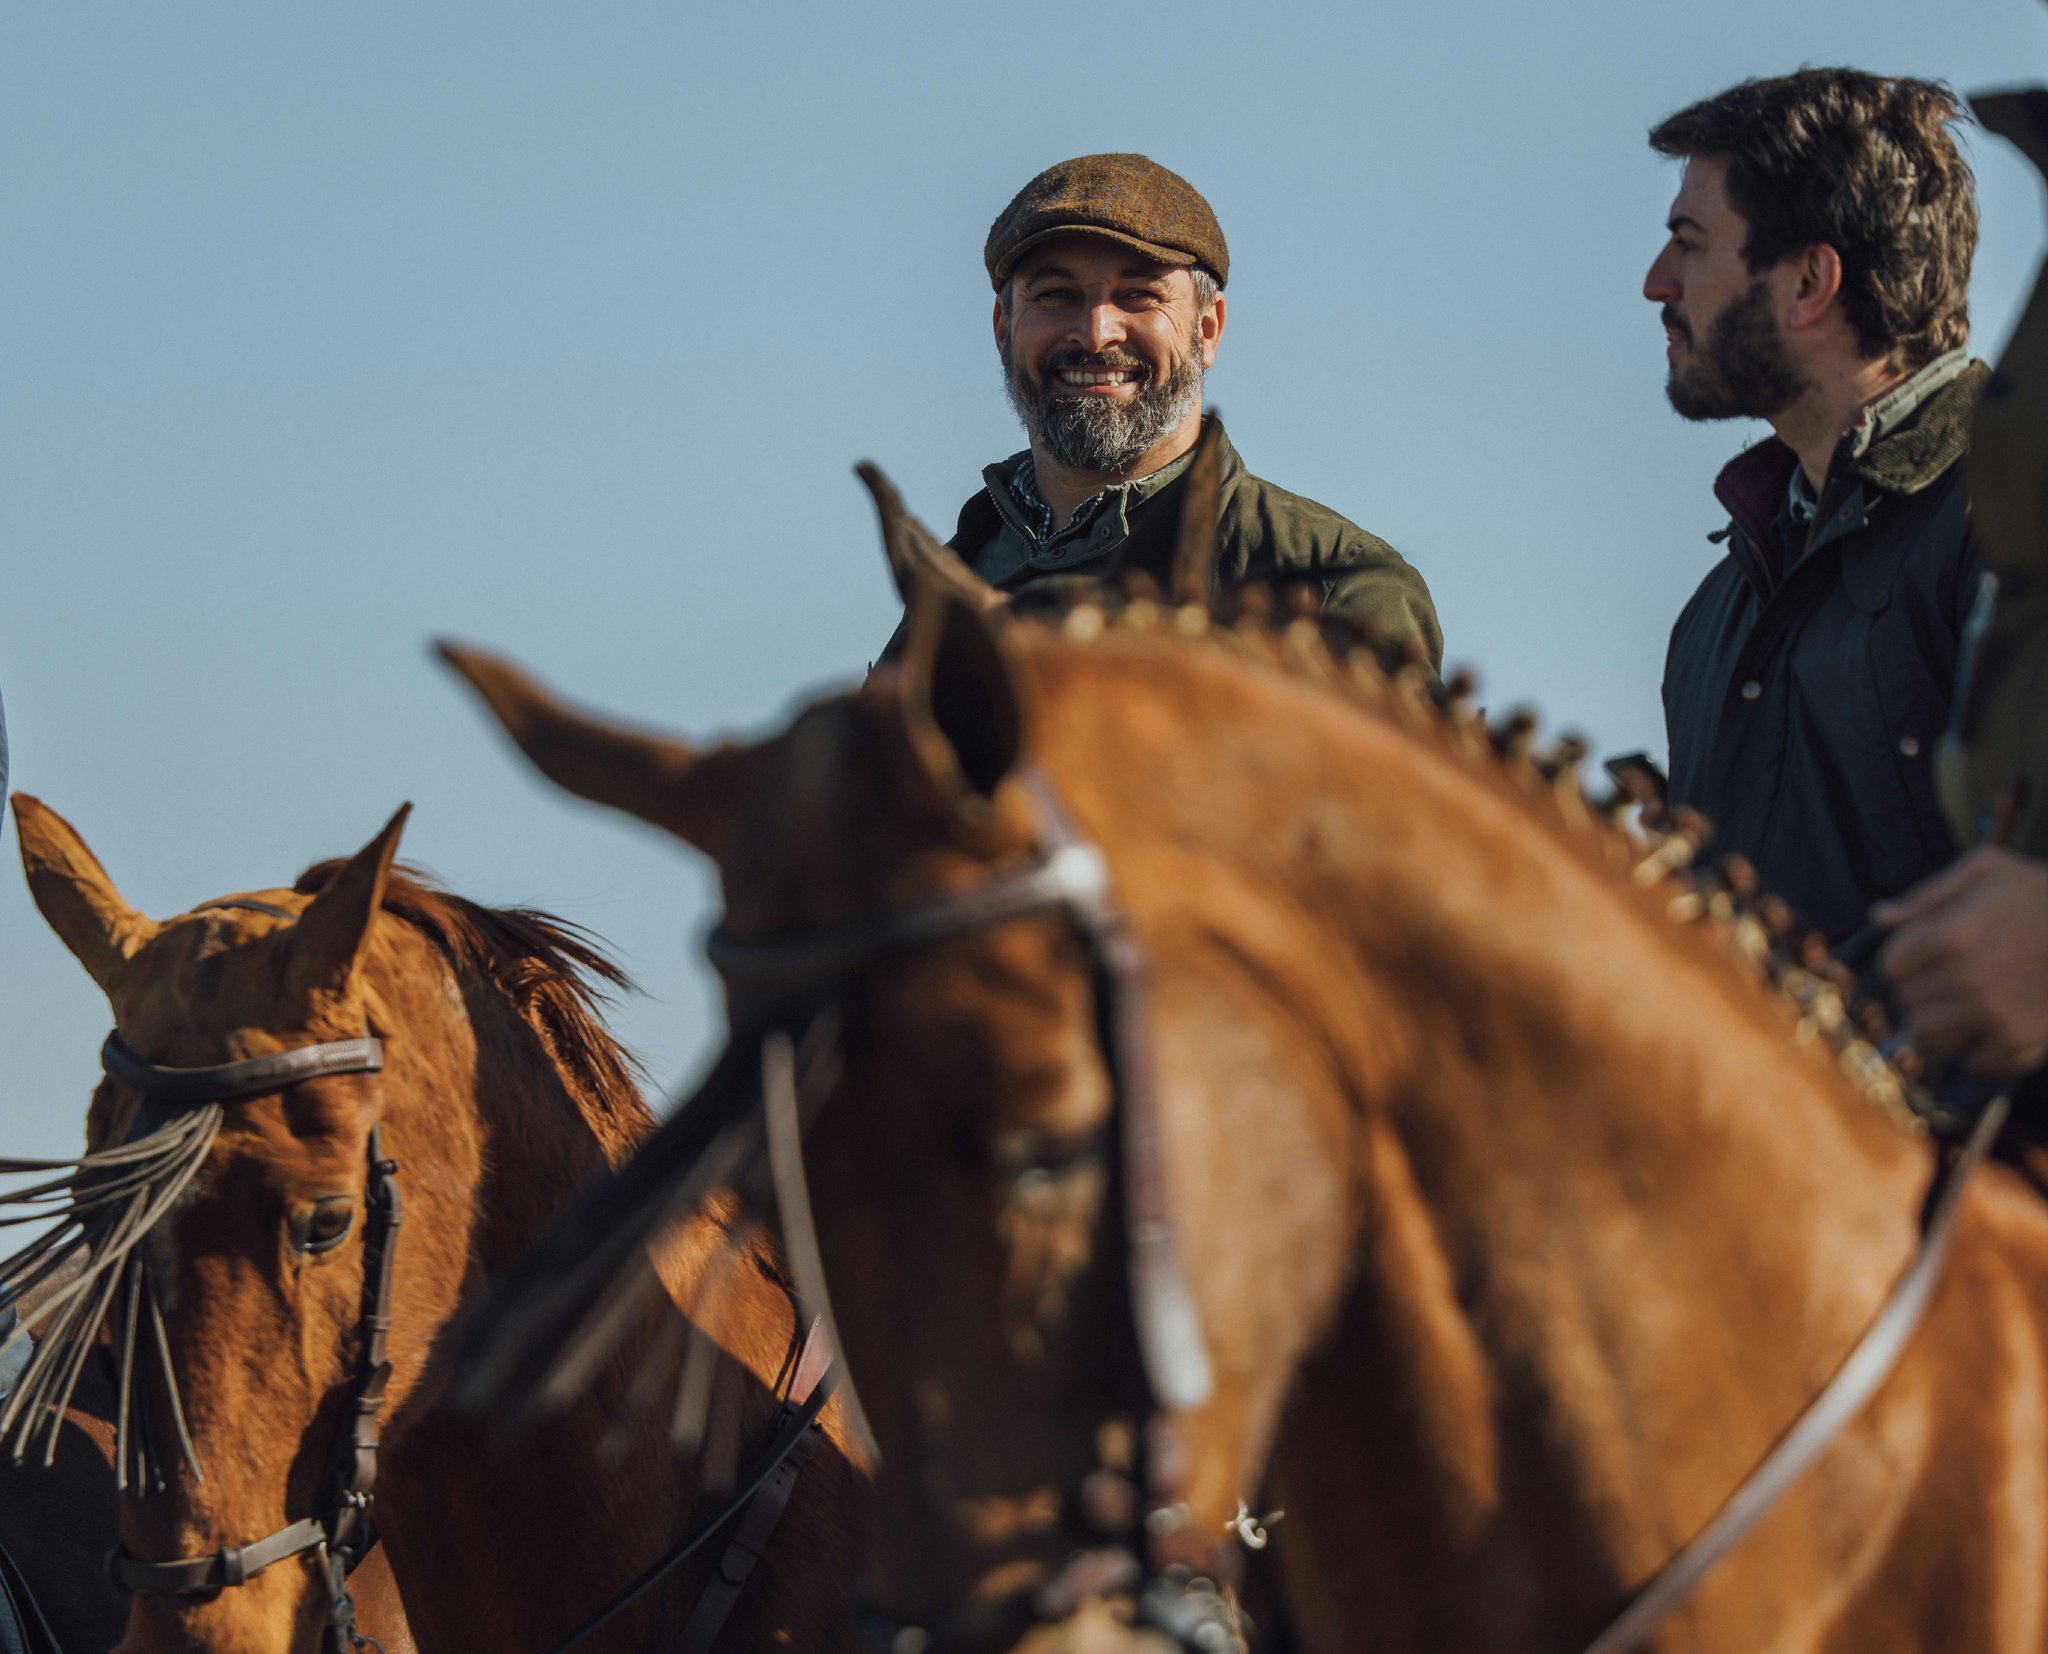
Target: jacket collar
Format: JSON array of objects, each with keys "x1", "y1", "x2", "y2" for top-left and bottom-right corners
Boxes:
[
  {"x1": 949, "y1": 418, "x2": 1247, "y2": 559},
  {"x1": 1838, "y1": 351, "x2": 1984, "y2": 496},
  {"x1": 1712, "y1": 353, "x2": 1988, "y2": 558}
]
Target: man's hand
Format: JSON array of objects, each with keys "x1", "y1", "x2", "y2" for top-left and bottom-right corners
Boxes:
[{"x1": 1874, "y1": 847, "x2": 2048, "y2": 1076}]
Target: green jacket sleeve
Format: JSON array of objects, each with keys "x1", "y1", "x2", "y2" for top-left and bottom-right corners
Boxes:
[{"x1": 1320, "y1": 534, "x2": 1443, "y2": 671}]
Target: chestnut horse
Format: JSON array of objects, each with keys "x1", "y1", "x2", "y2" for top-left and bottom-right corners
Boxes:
[
  {"x1": 437, "y1": 500, "x2": 2048, "y2": 1649},
  {"x1": 7, "y1": 797, "x2": 865, "y2": 1654}
]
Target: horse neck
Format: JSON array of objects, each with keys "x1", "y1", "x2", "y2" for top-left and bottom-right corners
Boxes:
[
  {"x1": 1037, "y1": 637, "x2": 1932, "y2": 1589},
  {"x1": 370, "y1": 932, "x2": 732, "y2": 1648},
  {"x1": 456, "y1": 979, "x2": 649, "y2": 1277}
]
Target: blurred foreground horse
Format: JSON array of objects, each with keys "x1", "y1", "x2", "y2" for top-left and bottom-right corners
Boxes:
[
  {"x1": 439, "y1": 427, "x2": 2048, "y2": 1653},
  {"x1": 1, "y1": 800, "x2": 865, "y2": 1653}
]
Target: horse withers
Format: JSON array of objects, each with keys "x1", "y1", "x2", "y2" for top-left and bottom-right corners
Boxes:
[{"x1": 5, "y1": 797, "x2": 866, "y2": 1654}]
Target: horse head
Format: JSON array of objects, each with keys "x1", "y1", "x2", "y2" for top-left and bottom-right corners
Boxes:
[
  {"x1": 11, "y1": 796, "x2": 424, "y2": 1654},
  {"x1": 440, "y1": 484, "x2": 1246, "y2": 1649}
]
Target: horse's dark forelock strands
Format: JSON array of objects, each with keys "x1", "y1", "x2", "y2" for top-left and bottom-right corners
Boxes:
[
  {"x1": 0, "y1": 1103, "x2": 220, "y2": 1480},
  {"x1": 449, "y1": 1016, "x2": 786, "y2": 1413}
]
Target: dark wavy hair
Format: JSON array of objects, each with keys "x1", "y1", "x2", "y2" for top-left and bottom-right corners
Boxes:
[{"x1": 1650, "y1": 69, "x2": 1977, "y2": 370}]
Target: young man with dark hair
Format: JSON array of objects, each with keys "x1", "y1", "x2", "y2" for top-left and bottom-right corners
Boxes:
[{"x1": 1643, "y1": 69, "x2": 1985, "y2": 973}]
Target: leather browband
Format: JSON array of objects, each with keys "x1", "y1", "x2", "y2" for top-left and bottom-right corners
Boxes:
[
  {"x1": 706, "y1": 841, "x2": 1112, "y2": 992},
  {"x1": 100, "y1": 1034, "x2": 384, "y2": 1106}
]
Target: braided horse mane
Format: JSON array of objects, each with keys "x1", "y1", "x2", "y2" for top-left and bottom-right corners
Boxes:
[{"x1": 1003, "y1": 565, "x2": 1928, "y2": 1136}]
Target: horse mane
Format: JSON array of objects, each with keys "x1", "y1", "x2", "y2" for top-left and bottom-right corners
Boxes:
[
  {"x1": 1010, "y1": 574, "x2": 1930, "y2": 1131},
  {"x1": 293, "y1": 860, "x2": 653, "y2": 1150}
]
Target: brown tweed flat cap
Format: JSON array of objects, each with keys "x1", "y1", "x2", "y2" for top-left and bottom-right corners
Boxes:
[{"x1": 985, "y1": 153, "x2": 1228, "y2": 290}]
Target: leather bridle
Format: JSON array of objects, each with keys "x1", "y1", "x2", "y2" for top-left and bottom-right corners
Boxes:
[
  {"x1": 94, "y1": 909, "x2": 398, "y2": 1654},
  {"x1": 81, "y1": 898, "x2": 837, "y2": 1654},
  {"x1": 703, "y1": 770, "x2": 1240, "y2": 1653}
]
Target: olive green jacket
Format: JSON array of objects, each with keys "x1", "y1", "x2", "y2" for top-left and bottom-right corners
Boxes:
[{"x1": 949, "y1": 424, "x2": 1443, "y2": 668}]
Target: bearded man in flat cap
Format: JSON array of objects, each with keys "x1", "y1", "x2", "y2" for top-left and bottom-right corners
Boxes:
[{"x1": 954, "y1": 153, "x2": 1441, "y2": 663}]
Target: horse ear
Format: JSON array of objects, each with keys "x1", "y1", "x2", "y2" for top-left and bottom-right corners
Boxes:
[
  {"x1": 895, "y1": 574, "x2": 1028, "y2": 806},
  {"x1": 437, "y1": 642, "x2": 752, "y2": 863},
  {"x1": 1973, "y1": 89, "x2": 2048, "y2": 184},
  {"x1": 1169, "y1": 412, "x2": 1226, "y2": 607},
  {"x1": 856, "y1": 462, "x2": 1005, "y2": 612},
  {"x1": 289, "y1": 804, "x2": 409, "y2": 1001},
  {"x1": 1969, "y1": 90, "x2": 2048, "y2": 583},
  {"x1": 13, "y1": 794, "x2": 159, "y2": 998}
]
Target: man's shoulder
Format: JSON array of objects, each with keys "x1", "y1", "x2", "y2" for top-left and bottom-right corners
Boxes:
[
  {"x1": 1222, "y1": 466, "x2": 1401, "y2": 571},
  {"x1": 1668, "y1": 548, "x2": 1751, "y2": 653},
  {"x1": 1220, "y1": 456, "x2": 1442, "y2": 665}
]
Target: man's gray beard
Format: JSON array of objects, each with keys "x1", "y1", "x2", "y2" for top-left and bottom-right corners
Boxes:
[
  {"x1": 1003, "y1": 326, "x2": 1206, "y2": 474},
  {"x1": 1666, "y1": 276, "x2": 1809, "y2": 422}
]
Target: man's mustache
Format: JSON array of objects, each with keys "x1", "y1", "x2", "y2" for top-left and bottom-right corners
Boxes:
[
  {"x1": 1037, "y1": 348, "x2": 1152, "y2": 381},
  {"x1": 1661, "y1": 306, "x2": 1692, "y2": 344}
]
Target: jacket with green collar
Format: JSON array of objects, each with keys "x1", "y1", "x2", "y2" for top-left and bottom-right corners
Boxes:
[
  {"x1": 1664, "y1": 352, "x2": 1987, "y2": 974},
  {"x1": 947, "y1": 423, "x2": 1442, "y2": 668}
]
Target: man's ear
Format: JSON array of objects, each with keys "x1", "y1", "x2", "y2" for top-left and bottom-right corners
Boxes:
[
  {"x1": 895, "y1": 575, "x2": 1028, "y2": 808},
  {"x1": 14, "y1": 794, "x2": 158, "y2": 999},
  {"x1": 288, "y1": 805, "x2": 408, "y2": 1003},
  {"x1": 437, "y1": 642, "x2": 755, "y2": 865},
  {"x1": 1786, "y1": 245, "x2": 1845, "y2": 333},
  {"x1": 1200, "y1": 290, "x2": 1226, "y2": 367}
]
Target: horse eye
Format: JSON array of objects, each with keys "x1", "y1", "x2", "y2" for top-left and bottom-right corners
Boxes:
[{"x1": 289, "y1": 1196, "x2": 355, "y2": 1256}]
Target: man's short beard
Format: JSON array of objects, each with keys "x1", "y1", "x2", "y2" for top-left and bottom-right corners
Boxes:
[
  {"x1": 1665, "y1": 277, "x2": 1809, "y2": 422},
  {"x1": 1003, "y1": 318, "x2": 1206, "y2": 475}
]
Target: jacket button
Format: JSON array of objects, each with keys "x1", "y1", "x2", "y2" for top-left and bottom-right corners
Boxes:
[
  {"x1": 1899, "y1": 734, "x2": 1921, "y2": 758},
  {"x1": 1740, "y1": 680, "x2": 1762, "y2": 701}
]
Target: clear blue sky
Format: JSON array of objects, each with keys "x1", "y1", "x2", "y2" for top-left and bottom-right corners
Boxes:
[{"x1": 4, "y1": 0, "x2": 2046, "y2": 1158}]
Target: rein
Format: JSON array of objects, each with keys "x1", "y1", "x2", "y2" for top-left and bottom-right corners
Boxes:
[
  {"x1": 93, "y1": 1028, "x2": 397, "y2": 1654},
  {"x1": 1574, "y1": 1089, "x2": 2008, "y2": 1654}
]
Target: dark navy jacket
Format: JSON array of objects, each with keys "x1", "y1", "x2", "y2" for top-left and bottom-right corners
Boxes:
[{"x1": 1662, "y1": 357, "x2": 1986, "y2": 975}]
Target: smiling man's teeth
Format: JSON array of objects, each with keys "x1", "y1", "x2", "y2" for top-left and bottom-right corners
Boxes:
[{"x1": 1058, "y1": 369, "x2": 1136, "y2": 385}]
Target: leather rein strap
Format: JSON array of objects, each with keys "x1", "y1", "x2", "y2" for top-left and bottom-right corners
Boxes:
[
  {"x1": 96, "y1": 1025, "x2": 397, "y2": 1654},
  {"x1": 1576, "y1": 1089, "x2": 2009, "y2": 1654}
]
